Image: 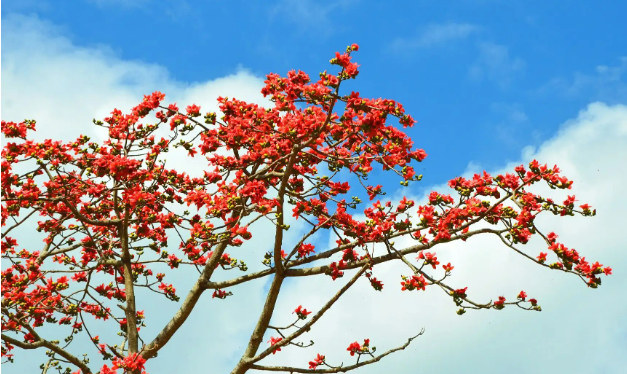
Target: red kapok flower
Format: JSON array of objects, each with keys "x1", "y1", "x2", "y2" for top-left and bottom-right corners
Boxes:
[
  {"x1": 369, "y1": 277, "x2": 384, "y2": 291},
  {"x1": 494, "y1": 296, "x2": 506, "y2": 309},
  {"x1": 451, "y1": 287, "x2": 468, "y2": 299},
  {"x1": 346, "y1": 341, "x2": 362, "y2": 356},
  {"x1": 268, "y1": 336, "x2": 283, "y2": 354},
  {"x1": 517, "y1": 291, "x2": 527, "y2": 301},
  {"x1": 294, "y1": 305, "x2": 312, "y2": 320},
  {"x1": 112, "y1": 353, "x2": 146, "y2": 372},
  {"x1": 309, "y1": 353, "x2": 326, "y2": 369},
  {"x1": 401, "y1": 274, "x2": 427, "y2": 291},
  {"x1": 537, "y1": 252, "x2": 548, "y2": 263}
]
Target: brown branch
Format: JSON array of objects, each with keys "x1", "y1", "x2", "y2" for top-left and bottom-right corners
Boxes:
[
  {"x1": 120, "y1": 209, "x2": 139, "y2": 355},
  {"x1": 273, "y1": 148, "x2": 299, "y2": 275},
  {"x1": 249, "y1": 266, "x2": 369, "y2": 365},
  {"x1": 141, "y1": 240, "x2": 229, "y2": 360},
  {"x1": 205, "y1": 227, "x2": 502, "y2": 292},
  {"x1": 1, "y1": 209, "x2": 38, "y2": 238},
  {"x1": 249, "y1": 328, "x2": 425, "y2": 373},
  {"x1": 204, "y1": 268, "x2": 275, "y2": 290},
  {"x1": 1, "y1": 334, "x2": 92, "y2": 374},
  {"x1": 285, "y1": 227, "x2": 501, "y2": 278},
  {"x1": 230, "y1": 274, "x2": 286, "y2": 374}
]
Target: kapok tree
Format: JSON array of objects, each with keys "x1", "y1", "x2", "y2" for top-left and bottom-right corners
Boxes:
[{"x1": 1, "y1": 44, "x2": 612, "y2": 374}]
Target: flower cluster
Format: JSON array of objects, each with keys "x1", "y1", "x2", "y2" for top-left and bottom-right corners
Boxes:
[
  {"x1": 400, "y1": 274, "x2": 428, "y2": 291},
  {"x1": 346, "y1": 338, "x2": 371, "y2": 356},
  {"x1": 309, "y1": 353, "x2": 326, "y2": 370},
  {"x1": 417, "y1": 251, "x2": 440, "y2": 269}
]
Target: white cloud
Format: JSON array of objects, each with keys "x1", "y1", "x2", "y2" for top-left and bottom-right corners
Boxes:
[
  {"x1": 391, "y1": 23, "x2": 478, "y2": 51},
  {"x1": 470, "y1": 42, "x2": 526, "y2": 88},
  {"x1": 536, "y1": 56, "x2": 627, "y2": 103}
]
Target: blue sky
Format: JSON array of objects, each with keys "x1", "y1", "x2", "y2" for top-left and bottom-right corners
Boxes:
[{"x1": 2, "y1": 1, "x2": 627, "y2": 373}]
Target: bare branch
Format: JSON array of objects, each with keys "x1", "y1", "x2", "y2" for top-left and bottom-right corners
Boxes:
[
  {"x1": 141, "y1": 240, "x2": 229, "y2": 359},
  {"x1": 251, "y1": 265, "x2": 369, "y2": 365},
  {"x1": 249, "y1": 328, "x2": 425, "y2": 373},
  {"x1": 1, "y1": 334, "x2": 92, "y2": 374}
]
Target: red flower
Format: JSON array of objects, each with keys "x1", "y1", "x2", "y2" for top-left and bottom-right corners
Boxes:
[
  {"x1": 537, "y1": 252, "x2": 548, "y2": 263},
  {"x1": 328, "y1": 261, "x2": 345, "y2": 280},
  {"x1": 186, "y1": 104, "x2": 201, "y2": 117},
  {"x1": 294, "y1": 305, "x2": 312, "y2": 319},
  {"x1": 112, "y1": 353, "x2": 146, "y2": 372},
  {"x1": 517, "y1": 291, "x2": 527, "y2": 301},
  {"x1": 342, "y1": 248, "x2": 358, "y2": 262},
  {"x1": 212, "y1": 289, "x2": 230, "y2": 299},
  {"x1": 268, "y1": 336, "x2": 283, "y2": 354},
  {"x1": 99, "y1": 365, "x2": 117, "y2": 374},
  {"x1": 346, "y1": 341, "x2": 362, "y2": 356},
  {"x1": 297, "y1": 243, "x2": 316, "y2": 258},
  {"x1": 309, "y1": 353, "x2": 326, "y2": 369},
  {"x1": 417, "y1": 252, "x2": 440, "y2": 269},
  {"x1": 451, "y1": 287, "x2": 468, "y2": 299},
  {"x1": 494, "y1": 296, "x2": 506, "y2": 309},
  {"x1": 71, "y1": 272, "x2": 88, "y2": 282},
  {"x1": 401, "y1": 274, "x2": 427, "y2": 291},
  {"x1": 369, "y1": 277, "x2": 384, "y2": 291},
  {"x1": 547, "y1": 232, "x2": 558, "y2": 243}
]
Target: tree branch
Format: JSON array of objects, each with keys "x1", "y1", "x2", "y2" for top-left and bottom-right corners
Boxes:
[
  {"x1": 140, "y1": 240, "x2": 230, "y2": 359},
  {"x1": 1, "y1": 334, "x2": 92, "y2": 374},
  {"x1": 250, "y1": 328, "x2": 425, "y2": 373},
  {"x1": 250, "y1": 265, "x2": 369, "y2": 365}
]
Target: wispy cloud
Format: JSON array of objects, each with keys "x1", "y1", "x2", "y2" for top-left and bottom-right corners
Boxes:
[
  {"x1": 268, "y1": 0, "x2": 358, "y2": 36},
  {"x1": 489, "y1": 102, "x2": 542, "y2": 147},
  {"x1": 391, "y1": 22, "x2": 478, "y2": 51},
  {"x1": 536, "y1": 57, "x2": 627, "y2": 103},
  {"x1": 86, "y1": 0, "x2": 151, "y2": 8},
  {"x1": 469, "y1": 42, "x2": 526, "y2": 88},
  {"x1": 491, "y1": 102, "x2": 529, "y2": 123},
  {"x1": 85, "y1": 0, "x2": 192, "y2": 20}
]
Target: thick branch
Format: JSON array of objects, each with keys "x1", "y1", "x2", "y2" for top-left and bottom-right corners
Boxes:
[
  {"x1": 250, "y1": 266, "x2": 369, "y2": 366},
  {"x1": 141, "y1": 240, "x2": 229, "y2": 359},
  {"x1": 231, "y1": 274, "x2": 286, "y2": 374},
  {"x1": 273, "y1": 148, "x2": 299, "y2": 275},
  {"x1": 120, "y1": 211, "x2": 139, "y2": 354}
]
